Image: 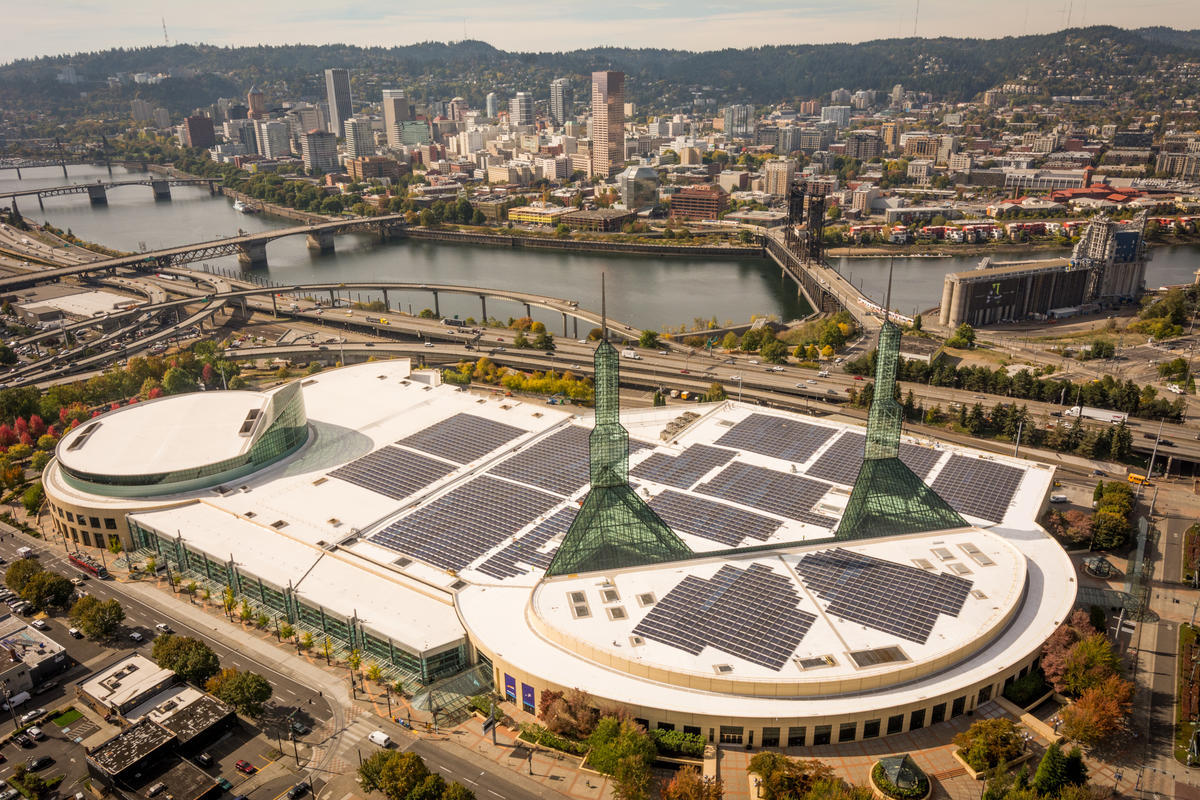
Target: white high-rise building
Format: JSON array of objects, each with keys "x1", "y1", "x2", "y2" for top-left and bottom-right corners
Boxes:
[
  {"x1": 550, "y1": 78, "x2": 571, "y2": 127},
  {"x1": 382, "y1": 89, "x2": 409, "y2": 149},
  {"x1": 344, "y1": 118, "x2": 374, "y2": 160},
  {"x1": 485, "y1": 92, "x2": 498, "y2": 119},
  {"x1": 255, "y1": 120, "x2": 291, "y2": 159},
  {"x1": 764, "y1": 157, "x2": 798, "y2": 197},
  {"x1": 820, "y1": 105, "x2": 851, "y2": 129},
  {"x1": 510, "y1": 92, "x2": 534, "y2": 127},
  {"x1": 301, "y1": 130, "x2": 338, "y2": 173}
]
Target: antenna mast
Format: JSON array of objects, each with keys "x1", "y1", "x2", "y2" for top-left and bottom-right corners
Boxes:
[
  {"x1": 884, "y1": 257, "x2": 894, "y2": 324},
  {"x1": 601, "y1": 273, "x2": 608, "y2": 342},
  {"x1": 162, "y1": 16, "x2": 170, "y2": 46},
  {"x1": 913, "y1": 0, "x2": 920, "y2": 37}
]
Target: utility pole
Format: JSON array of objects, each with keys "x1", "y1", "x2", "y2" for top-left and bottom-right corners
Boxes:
[{"x1": 1137, "y1": 416, "x2": 1166, "y2": 500}]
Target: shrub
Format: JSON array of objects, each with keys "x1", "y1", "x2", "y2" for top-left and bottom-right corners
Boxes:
[
  {"x1": 517, "y1": 723, "x2": 587, "y2": 756},
  {"x1": 650, "y1": 728, "x2": 705, "y2": 758},
  {"x1": 1003, "y1": 669, "x2": 1049, "y2": 708},
  {"x1": 871, "y1": 762, "x2": 929, "y2": 800}
]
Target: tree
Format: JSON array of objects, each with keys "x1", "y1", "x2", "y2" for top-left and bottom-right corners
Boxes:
[
  {"x1": 946, "y1": 323, "x2": 976, "y2": 349},
  {"x1": 952, "y1": 718, "x2": 1025, "y2": 772},
  {"x1": 533, "y1": 331, "x2": 555, "y2": 350},
  {"x1": 441, "y1": 783, "x2": 476, "y2": 800},
  {"x1": 749, "y1": 752, "x2": 835, "y2": 800},
  {"x1": 1060, "y1": 674, "x2": 1133, "y2": 745},
  {"x1": 612, "y1": 754, "x2": 653, "y2": 800},
  {"x1": 704, "y1": 382, "x2": 727, "y2": 402},
  {"x1": 69, "y1": 596, "x2": 125, "y2": 639},
  {"x1": 205, "y1": 668, "x2": 273, "y2": 716},
  {"x1": 359, "y1": 750, "x2": 430, "y2": 799},
  {"x1": 912, "y1": 313, "x2": 922, "y2": 331},
  {"x1": 638, "y1": 330, "x2": 660, "y2": 349},
  {"x1": 279, "y1": 623, "x2": 295, "y2": 641},
  {"x1": 1032, "y1": 741, "x2": 1067, "y2": 796},
  {"x1": 720, "y1": 332, "x2": 739, "y2": 350},
  {"x1": 20, "y1": 570, "x2": 74, "y2": 611},
  {"x1": 761, "y1": 338, "x2": 788, "y2": 364},
  {"x1": 5, "y1": 558, "x2": 43, "y2": 594},
  {"x1": 21, "y1": 482, "x2": 44, "y2": 515},
  {"x1": 152, "y1": 635, "x2": 222, "y2": 685},
  {"x1": 162, "y1": 367, "x2": 195, "y2": 395},
  {"x1": 1064, "y1": 746, "x2": 1087, "y2": 786},
  {"x1": 1042, "y1": 609, "x2": 1097, "y2": 692},
  {"x1": 662, "y1": 766, "x2": 723, "y2": 800},
  {"x1": 1060, "y1": 633, "x2": 1120, "y2": 696},
  {"x1": 587, "y1": 717, "x2": 656, "y2": 776}
]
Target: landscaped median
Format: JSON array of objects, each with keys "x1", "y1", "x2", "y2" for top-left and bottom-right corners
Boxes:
[{"x1": 1176, "y1": 622, "x2": 1198, "y2": 765}]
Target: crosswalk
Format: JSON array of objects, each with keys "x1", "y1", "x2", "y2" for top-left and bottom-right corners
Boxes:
[{"x1": 309, "y1": 712, "x2": 376, "y2": 776}]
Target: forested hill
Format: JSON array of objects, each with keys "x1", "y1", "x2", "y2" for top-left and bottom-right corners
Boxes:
[{"x1": 1, "y1": 26, "x2": 1198, "y2": 120}]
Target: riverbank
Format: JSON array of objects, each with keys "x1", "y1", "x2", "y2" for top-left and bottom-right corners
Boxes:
[
  {"x1": 827, "y1": 234, "x2": 1200, "y2": 259},
  {"x1": 402, "y1": 227, "x2": 762, "y2": 259}
]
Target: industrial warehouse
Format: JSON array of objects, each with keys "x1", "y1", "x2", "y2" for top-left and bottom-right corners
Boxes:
[
  {"x1": 40, "y1": 319, "x2": 1075, "y2": 744},
  {"x1": 939, "y1": 213, "x2": 1149, "y2": 327}
]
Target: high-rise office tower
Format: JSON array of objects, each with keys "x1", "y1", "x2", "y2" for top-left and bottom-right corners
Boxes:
[
  {"x1": 381, "y1": 89, "x2": 409, "y2": 149},
  {"x1": 131, "y1": 99, "x2": 154, "y2": 124},
  {"x1": 485, "y1": 92, "x2": 498, "y2": 119},
  {"x1": 182, "y1": 115, "x2": 215, "y2": 148},
  {"x1": 246, "y1": 86, "x2": 266, "y2": 120},
  {"x1": 590, "y1": 71, "x2": 624, "y2": 178},
  {"x1": 723, "y1": 104, "x2": 755, "y2": 139},
  {"x1": 510, "y1": 92, "x2": 534, "y2": 127},
  {"x1": 324, "y1": 68, "x2": 353, "y2": 138},
  {"x1": 301, "y1": 129, "x2": 338, "y2": 173},
  {"x1": 344, "y1": 117, "x2": 374, "y2": 160},
  {"x1": 763, "y1": 158, "x2": 797, "y2": 197},
  {"x1": 550, "y1": 78, "x2": 571, "y2": 126},
  {"x1": 255, "y1": 120, "x2": 291, "y2": 158}
]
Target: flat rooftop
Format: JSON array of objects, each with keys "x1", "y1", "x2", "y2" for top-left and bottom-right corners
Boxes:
[
  {"x1": 57, "y1": 391, "x2": 269, "y2": 476},
  {"x1": 0, "y1": 614, "x2": 65, "y2": 669},
  {"x1": 87, "y1": 719, "x2": 175, "y2": 775},
  {"x1": 81, "y1": 654, "x2": 174, "y2": 711},
  {"x1": 19, "y1": 290, "x2": 140, "y2": 318}
]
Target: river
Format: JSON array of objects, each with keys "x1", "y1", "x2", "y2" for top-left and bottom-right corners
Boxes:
[{"x1": 5, "y1": 164, "x2": 1199, "y2": 329}]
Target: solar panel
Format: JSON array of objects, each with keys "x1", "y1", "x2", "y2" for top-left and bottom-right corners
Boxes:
[
  {"x1": 713, "y1": 413, "x2": 836, "y2": 463},
  {"x1": 329, "y1": 446, "x2": 456, "y2": 500},
  {"x1": 697, "y1": 462, "x2": 836, "y2": 528},
  {"x1": 632, "y1": 564, "x2": 816, "y2": 670},
  {"x1": 369, "y1": 476, "x2": 560, "y2": 571},
  {"x1": 397, "y1": 413, "x2": 526, "y2": 464},
  {"x1": 807, "y1": 433, "x2": 944, "y2": 486},
  {"x1": 793, "y1": 548, "x2": 972, "y2": 644},
  {"x1": 930, "y1": 455, "x2": 1024, "y2": 524},
  {"x1": 476, "y1": 508, "x2": 577, "y2": 579},
  {"x1": 630, "y1": 445, "x2": 735, "y2": 490},
  {"x1": 649, "y1": 491, "x2": 781, "y2": 547},
  {"x1": 488, "y1": 425, "x2": 650, "y2": 496}
]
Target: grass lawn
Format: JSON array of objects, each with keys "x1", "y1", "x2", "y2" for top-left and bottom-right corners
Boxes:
[
  {"x1": 50, "y1": 708, "x2": 82, "y2": 727},
  {"x1": 1176, "y1": 624, "x2": 1197, "y2": 765}
]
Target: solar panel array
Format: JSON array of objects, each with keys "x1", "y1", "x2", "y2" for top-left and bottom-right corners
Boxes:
[
  {"x1": 793, "y1": 548, "x2": 972, "y2": 644},
  {"x1": 806, "y1": 433, "x2": 943, "y2": 486},
  {"x1": 649, "y1": 491, "x2": 782, "y2": 546},
  {"x1": 488, "y1": 426, "x2": 651, "y2": 496},
  {"x1": 930, "y1": 455, "x2": 1024, "y2": 524},
  {"x1": 713, "y1": 413, "x2": 837, "y2": 463},
  {"x1": 397, "y1": 413, "x2": 526, "y2": 464},
  {"x1": 630, "y1": 445, "x2": 734, "y2": 489},
  {"x1": 698, "y1": 462, "x2": 836, "y2": 528},
  {"x1": 369, "y1": 476, "x2": 560, "y2": 571},
  {"x1": 632, "y1": 564, "x2": 817, "y2": 670},
  {"x1": 476, "y1": 508, "x2": 576, "y2": 579},
  {"x1": 329, "y1": 446, "x2": 456, "y2": 499}
]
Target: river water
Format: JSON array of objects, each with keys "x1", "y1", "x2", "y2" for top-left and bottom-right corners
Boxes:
[{"x1": 6, "y1": 164, "x2": 1199, "y2": 329}]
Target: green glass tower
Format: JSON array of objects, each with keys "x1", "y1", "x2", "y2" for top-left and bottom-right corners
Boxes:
[
  {"x1": 835, "y1": 316, "x2": 967, "y2": 540},
  {"x1": 545, "y1": 339, "x2": 693, "y2": 577}
]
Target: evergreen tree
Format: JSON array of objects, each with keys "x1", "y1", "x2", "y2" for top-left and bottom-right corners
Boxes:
[
  {"x1": 1032, "y1": 741, "x2": 1067, "y2": 796},
  {"x1": 1093, "y1": 480, "x2": 1105, "y2": 504},
  {"x1": 1063, "y1": 746, "x2": 1087, "y2": 786}
]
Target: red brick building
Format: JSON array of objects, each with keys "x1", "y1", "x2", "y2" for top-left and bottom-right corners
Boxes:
[{"x1": 668, "y1": 184, "x2": 728, "y2": 220}]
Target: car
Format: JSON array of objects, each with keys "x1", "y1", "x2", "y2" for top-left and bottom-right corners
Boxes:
[
  {"x1": 570, "y1": 364, "x2": 583, "y2": 370},
  {"x1": 70, "y1": 576, "x2": 85, "y2": 585},
  {"x1": 215, "y1": 779, "x2": 233, "y2": 792},
  {"x1": 129, "y1": 631, "x2": 143, "y2": 642},
  {"x1": 19, "y1": 708, "x2": 44, "y2": 725},
  {"x1": 155, "y1": 623, "x2": 173, "y2": 634},
  {"x1": 0, "y1": 788, "x2": 17, "y2": 800},
  {"x1": 235, "y1": 760, "x2": 256, "y2": 774},
  {"x1": 853, "y1": 375, "x2": 864, "y2": 381},
  {"x1": 287, "y1": 782, "x2": 311, "y2": 800},
  {"x1": 729, "y1": 375, "x2": 742, "y2": 381},
  {"x1": 68, "y1": 627, "x2": 82, "y2": 639},
  {"x1": 766, "y1": 366, "x2": 784, "y2": 373},
  {"x1": 806, "y1": 379, "x2": 817, "y2": 385},
  {"x1": 11, "y1": 734, "x2": 30, "y2": 749},
  {"x1": 26, "y1": 727, "x2": 43, "y2": 741},
  {"x1": 27, "y1": 756, "x2": 52, "y2": 771},
  {"x1": 195, "y1": 753, "x2": 213, "y2": 768},
  {"x1": 30, "y1": 620, "x2": 46, "y2": 630},
  {"x1": 33, "y1": 681, "x2": 58, "y2": 696},
  {"x1": 680, "y1": 369, "x2": 690, "y2": 374},
  {"x1": 1091, "y1": 469, "x2": 1107, "y2": 476},
  {"x1": 290, "y1": 719, "x2": 311, "y2": 736},
  {"x1": 423, "y1": 341, "x2": 434, "y2": 348},
  {"x1": 826, "y1": 389, "x2": 838, "y2": 395},
  {"x1": 748, "y1": 359, "x2": 759, "y2": 365}
]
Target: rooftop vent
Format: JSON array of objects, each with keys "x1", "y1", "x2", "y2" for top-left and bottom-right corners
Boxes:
[
  {"x1": 601, "y1": 589, "x2": 620, "y2": 604},
  {"x1": 636, "y1": 592, "x2": 656, "y2": 607},
  {"x1": 796, "y1": 655, "x2": 837, "y2": 670},
  {"x1": 713, "y1": 664, "x2": 733, "y2": 674},
  {"x1": 947, "y1": 562, "x2": 972, "y2": 576},
  {"x1": 238, "y1": 409, "x2": 261, "y2": 436},
  {"x1": 959, "y1": 543, "x2": 996, "y2": 566},
  {"x1": 970, "y1": 589, "x2": 988, "y2": 599},
  {"x1": 628, "y1": 635, "x2": 645, "y2": 647},
  {"x1": 243, "y1": 511, "x2": 256, "y2": 519},
  {"x1": 606, "y1": 606, "x2": 627, "y2": 621},
  {"x1": 450, "y1": 580, "x2": 467, "y2": 591},
  {"x1": 301, "y1": 379, "x2": 318, "y2": 387},
  {"x1": 911, "y1": 558, "x2": 935, "y2": 571},
  {"x1": 66, "y1": 422, "x2": 102, "y2": 451},
  {"x1": 312, "y1": 478, "x2": 328, "y2": 487},
  {"x1": 270, "y1": 520, "x2": 288, "y2": 529},
  {"x1": 848, "y1": 646, "x2": 908, "y2": 668},
  {"x1": 394, "y1": 558, "x2": 412, "y2": 568}
]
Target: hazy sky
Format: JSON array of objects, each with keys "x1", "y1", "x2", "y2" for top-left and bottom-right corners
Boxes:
[{"x1": 4, "y1": 0, "x2": 1200, "y2": 62}]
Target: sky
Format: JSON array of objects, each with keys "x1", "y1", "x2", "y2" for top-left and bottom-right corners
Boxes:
[{"x1": 3, "y1": 0, "x2": 1200, "y2": 62}]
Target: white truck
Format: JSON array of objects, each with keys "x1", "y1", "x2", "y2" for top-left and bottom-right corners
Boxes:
[
  {"x1": 1061, "y1": 406, "x2": 1127, "y2": 424},
  {"x1": 621, "y1": 348, "x2": 642, "y2": 360},
  {"x1": 16, "y1": 547, "x2": 33, "y2": 559}
]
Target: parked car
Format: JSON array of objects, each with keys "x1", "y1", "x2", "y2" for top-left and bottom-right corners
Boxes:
[
  {"x1": 0, "y1": 787, "x2": 18, "y2": 800},
  {"x1": 26, "y1": 727, "x2": 43, "y2": 741},
  {"x1": 235, "y1": 760, "x2": 256, "y2": 774},
  {"x1": 67, "y1": 628, "x2": 82, "y2": 639},
  {"x1": 11, "y1": 734, "x2": 30, "y2": 749},
  {"x1": 155, "y1": 623, "x2": 173, "y2": 634},
  {"x1": 19, "y1": 708, "x2": 44, "y2": 725},
  {"x1": 289, "y1": 720, "x2": 311, "y2": 736},
  {"x1": 30, "y1": 620, "x2": 47, "y2": 630},
  {"x1": 33, "y1": 681, "x2": 58, "y2": 696},
  {"x1": 287, "y1": 782, "x2": 310, "y2": 799},
  {"x1": 129, "y1": 631, "x2": 143, "y2": 642},
  {"x1": 195, "y1": 753, "x2": 213, "y2": 768},
  {"x1": 27, "y1": 756, "x2": 53, "y2": 771}
]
